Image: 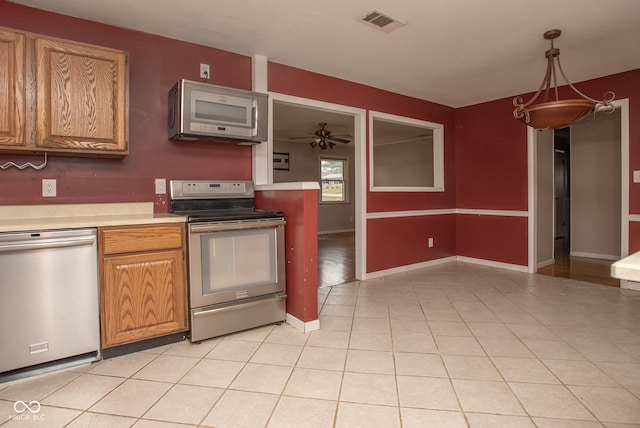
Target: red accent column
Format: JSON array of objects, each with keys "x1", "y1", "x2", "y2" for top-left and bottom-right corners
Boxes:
[{"x1": 256, "y1": 189, "x2": 318, "y2": 323}]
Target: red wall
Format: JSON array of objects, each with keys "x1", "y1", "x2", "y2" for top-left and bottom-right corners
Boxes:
[
  {"x1": 268, "y1": 63, "x2": 458, "y2": 272},
  {"x1": 0, "y1": 0, "x2": 253, "y2": 210},
  {"x1": 455, "y1": 98, "x2": 529, "y2": 211},
  {"x1": 456, "y1": 215, "x2": 528, "y2": 265},
  {"x1": 367, "y1": 215, "x2": 456, "y2": 271},
  {"x1": 269, "y1": 62, "x2": 457, "y2": 212},
  {"x1": 454, "y1": 97, "x2": 529, "y2": 265},
  {"x1": 256, "y1": 189, "x2": 319, "y2": 322},
  {"x1": 3, "y1": 1, "x2": 640, "y2": 273},
  {"x1": 455, "y1": 68, "x2": 640, "y2": 265},
  {"x1": 1, "y1": 1, "x2": 457, "y2": 279}
]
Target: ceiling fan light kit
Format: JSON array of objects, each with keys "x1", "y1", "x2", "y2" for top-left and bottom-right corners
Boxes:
[{"x1": 513, "y1": 29, "x2": 616, "y2": 130}]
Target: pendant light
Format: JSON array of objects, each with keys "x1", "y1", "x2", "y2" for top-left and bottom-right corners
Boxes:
[{"x1": 513, "y1": 29, "x2": 616, "y2": 130}]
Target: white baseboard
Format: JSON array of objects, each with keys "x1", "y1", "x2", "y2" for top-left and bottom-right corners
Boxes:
[
  {"x1": 537, "y1": 258, "x2": 555, "y2": 269},
  {"x1": 456, "y1": 256, "x2": 529, "y2": 272},
  {"x1": 570, "y1": 251, "x2": 619, "y2": 261},
  {"x1": 621, "y1": 280, "x2": 640, "y2": 291},
  {"x1": 286, "y1": 313, "x2": 320, "y2": 333},
  {"x1": 366, "y1": 256, "x2": 457, "y2": 279},
  {"x1": 365, "y1": 255, "x2": 531, "y2": 279},
  {"x1": 318, "y1": 229, "x2": 355, "y2": 235}
]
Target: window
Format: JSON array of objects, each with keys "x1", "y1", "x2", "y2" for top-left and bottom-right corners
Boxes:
[
  {"x1": 320, "y1": 157, "x2": 347, "y2": 203},
  {"x1": 369, "y1": 111, "x2": 444, "y2": 192}
]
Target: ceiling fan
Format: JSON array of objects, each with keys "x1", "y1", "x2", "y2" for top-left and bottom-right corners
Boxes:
[{"x1": 289, "y1": 122, "x2": 352, "y2": 150}]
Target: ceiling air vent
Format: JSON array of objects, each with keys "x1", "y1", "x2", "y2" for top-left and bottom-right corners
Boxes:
[{"x1": 360, "y1": 9, "x2": 406, "y2": 33}]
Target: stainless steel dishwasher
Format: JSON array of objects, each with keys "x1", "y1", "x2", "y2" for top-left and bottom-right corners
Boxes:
[{"x1": 0, "y1": 228, "x2": 100, "y2": 380}]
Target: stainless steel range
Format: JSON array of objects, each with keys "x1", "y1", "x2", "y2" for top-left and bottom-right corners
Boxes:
[{"x1": 169, "y1": 180, "x2": 286, "y2": 342}]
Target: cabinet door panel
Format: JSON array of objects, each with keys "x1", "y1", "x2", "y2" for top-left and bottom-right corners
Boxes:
[
  {"x1": 35, "y1": 37, "x2": 128, "y2": 155},
  {"x1": 102, "y1": 250, "x2": 186, "y2": 348},
  {"x1": 0, "y1": 29, "x2": 25, "y2": 147}
]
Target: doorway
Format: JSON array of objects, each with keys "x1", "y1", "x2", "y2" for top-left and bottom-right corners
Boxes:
[
  {"x1": 533, "y1": 108, "x2": 624, "y2": 287},
  {"x1": 554, "y1": 127, "x2": 570, "y2": 247},
  {"x1": 270, "y1": 94, "x2": 366, "y2": 287}
]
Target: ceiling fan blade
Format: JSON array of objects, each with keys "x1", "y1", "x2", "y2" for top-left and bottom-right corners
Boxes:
[
  {"x1": 288, "y1": 136, "x2": 316, "y2": 140},
  {"x1": 327, "y1": 137, "x2": 351, "y2": 144}
]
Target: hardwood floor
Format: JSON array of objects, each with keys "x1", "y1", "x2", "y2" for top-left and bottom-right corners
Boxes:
[
  {"x1": 536, "y1": 238, "x2": 619, "y2": 287},
  {"x1": 317, "y1": 233, "x2": 618, "y2": 288},
  {"x1": 318, "y1": 232, "x2": 355, "y2": 288}
]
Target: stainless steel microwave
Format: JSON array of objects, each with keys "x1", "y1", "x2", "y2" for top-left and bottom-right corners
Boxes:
[{"x1": 168, "y1": 79, "x2": 268, "y2": 144}]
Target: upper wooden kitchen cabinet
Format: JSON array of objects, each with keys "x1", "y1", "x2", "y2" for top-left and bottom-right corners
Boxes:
[
  {"x1": 99, "y1": 223, "x2": 188, "y2": 349},
  {"x1": 0, "y1": 25, "x2": 129, "y2": 157},
  {"x1": 0, "y1": 28, "x2": 26, "y2": 148}
]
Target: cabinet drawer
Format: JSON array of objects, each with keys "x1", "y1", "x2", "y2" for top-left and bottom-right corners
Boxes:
[{"x1": 100, "y1": 224, "x2": 184, "y2": 255}]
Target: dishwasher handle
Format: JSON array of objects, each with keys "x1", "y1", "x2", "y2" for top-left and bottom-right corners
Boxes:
[{"x1": 0, "y1": 235, "x2": 96, "y2": 253}]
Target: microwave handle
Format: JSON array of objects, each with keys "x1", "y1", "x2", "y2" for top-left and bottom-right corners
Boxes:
[
  {"x1": 168, "y1": 104, "x2": 175, "y2": 129},
  {"x1": 168, "y1": 85, "x2": 177, "y2": 130},
  {"x1": 252, "y1": 105, "x2": 257, "y2": 129}
]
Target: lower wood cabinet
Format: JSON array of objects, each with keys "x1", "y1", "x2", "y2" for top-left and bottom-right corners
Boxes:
[{"x1": 99, "y1": 223, "x2": 187, "y2": 348}]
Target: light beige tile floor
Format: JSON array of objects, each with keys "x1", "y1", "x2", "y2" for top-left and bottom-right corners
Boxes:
[{"x1": 1, "y1": 261, "x2": 640, "y2": 427}]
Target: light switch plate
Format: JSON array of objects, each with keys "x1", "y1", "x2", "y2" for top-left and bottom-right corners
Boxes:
[
  {"x1": 634, "y1": 171, "x2": 640, "y2": 183},
  {"x1": 155, "y1": 178, "x2": 166, "y2": 194}
]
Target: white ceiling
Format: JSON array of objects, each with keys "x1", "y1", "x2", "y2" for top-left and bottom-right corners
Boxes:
[{"x1": 9, "y1": 0, "x2": 640, "y2": 109}]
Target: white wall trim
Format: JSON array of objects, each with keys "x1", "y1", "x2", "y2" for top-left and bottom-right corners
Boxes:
[
  {"x1": 286, "y1": 313, "x2": 320, "y2": 333},
  {"x1": 256, "y1": 182, "x2": 320, "y2": 191},
  {"x1": 569, "y1": 251, "x2": 619, "y2": 261},
  {"x1": 619, "y1": 98, "x2": 630, "y2": 257},
  {"x1": 527, "y1": 126, "x2": 537, "y2": 274},
  {"x1": 527, "y1": 98, "x2": 630, "y2": 271},
  {"x1": 251, "y1": 54, "x2": 268, "y2": 93},
  {"x1": 621, "y1": 280, "x2": 640, "y2": 291},
  {"x1": 365, "y1": 255, "x2": 529, "y2": 279},
  {"x1": 368, "y1": 110, "x2": 445, "y2": 193},
  {"x1": 456, "y1": 256, "x2": 529, "y2": 272},
  {"x1": 319, "y1": 229, "x2": 355, "y2": 235},
  {"x1": 269, "y1": 93, "x2": 367, "y2": 281},
  {"x1": 366, "y1": 208, "x2": 527, "y2": 220},
  {"x1": 367, "y1": 209, "x2": 454, "y2": 219},
  {"x1": 537, "y1": 258, "x2": 555, "y2": 269},
  {"x1": 366, "y1": 256, "x2": 457, "y2": 279},
  {"x1": 252, "y1": 54, "x2": 270, "y2": 186},
  {"x1": 456, "y1": 208, "x2": 528, "y2": 217}
]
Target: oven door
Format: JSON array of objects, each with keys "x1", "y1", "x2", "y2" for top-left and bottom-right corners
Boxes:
[{"x1": 188, "y1": 219, "x2": 285, "y2": 308}]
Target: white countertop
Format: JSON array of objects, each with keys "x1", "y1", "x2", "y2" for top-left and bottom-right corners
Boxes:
[
  {"x1": 611, "y1": 251, "x2": 640, "y2": 282},
  {"x1": 0, "y1": 203, "x2": 186, "y2": 233}
]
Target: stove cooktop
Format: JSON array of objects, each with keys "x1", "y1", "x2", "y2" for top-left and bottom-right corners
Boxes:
[{"x1": 168, "y1": 180, "x2": 283, "y2": 223}]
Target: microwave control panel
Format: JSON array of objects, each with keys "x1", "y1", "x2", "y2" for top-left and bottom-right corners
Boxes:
[{"x1": 190, "y1": 122, "x2": 253, "y2": 137}]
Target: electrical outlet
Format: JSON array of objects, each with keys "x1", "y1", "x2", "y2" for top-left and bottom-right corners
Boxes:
[
  {"x1": 154, "y1": 178, "x2": 166, "y2": 194},
  {"x1": 428, "y1": 237, "x2": 434, "y2": 248},
  {"x1": 42, "y1": 179, "x2": 56, "y2": 197},
  {"x1": 634, "y1": 170, "x2": 640, "y2": 183},
  {"x1": 200, "y1": 63, "x2": 210, "y2": 80}
]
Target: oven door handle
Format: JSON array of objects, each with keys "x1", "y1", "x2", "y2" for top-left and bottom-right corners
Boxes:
[
  {"x1": 193, "y1": 294, "x2": 287, "y2": 318},
  {"x1": 190, "y1": 219, "x2": 285, "y2": 233}
]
